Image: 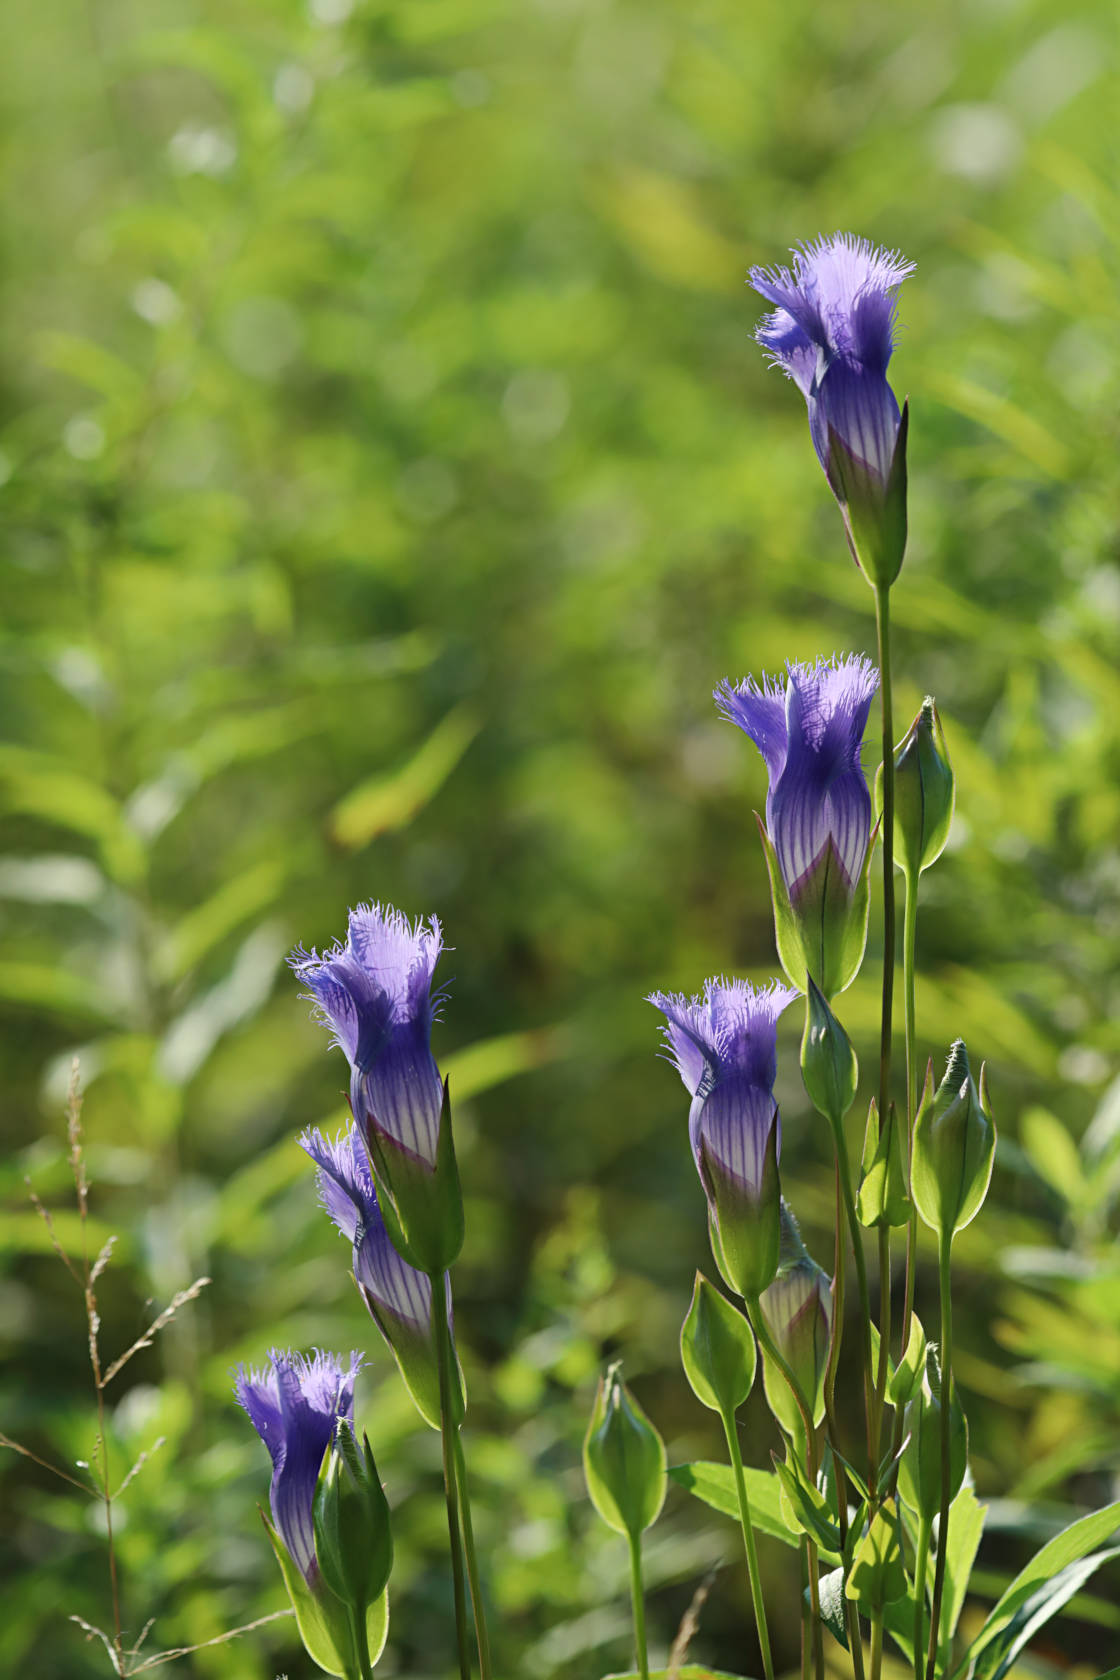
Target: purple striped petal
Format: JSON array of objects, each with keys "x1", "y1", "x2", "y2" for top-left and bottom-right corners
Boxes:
[
  {"x1": 292, "y1": 902, "x2": 448, "y2": 1167},
  {"x1": 235, "y1": 1348, "x2": 360, "y2": 1583},
  {"x1": 749, "y1": 234, "x2": 913, "y2": 485},
  {"x1": 720, "y1": 657, "x2": 877, "y2": 897},
  {"x1": 300, "y1": 1124, "x2": 439, "y2": 1333}
]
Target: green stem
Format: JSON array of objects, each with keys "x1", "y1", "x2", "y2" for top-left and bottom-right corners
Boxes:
[
  {"x1": 891, "y1": 871, "x2": 921, "y2": 1494},
  {"x1": 805, "y1": 1430, "x2": 825, "y2": 1680},
  {"x1": 873, "y1": 1222, "x2": 892, "y2": 1470},
  {"x1": 831, "y1": 1119, "x2": 876, "y2": 1479},
  {"x1": 822, "y1": 1173, "x2": 868, "y2": 1680},
  {"x1": 720, "y1": 1408, "x2": 775, "y2": 1680},
  {"x1": 872, "y1": 580, "x2": 897, "y2": 1482},
  {"x1": 870, "y1": 1612, "x2": 884, "y2": 1680},
  {"x1": 924, "y1": 1238, "x2": 954, "y2": 1680},
  {"x1": 431, "y1": 1273, "x2": 472, "y2": 1680},
  {"x1": 452, "y1": 1427, "x2": 493, "y2": 1680},
  {"x1": 349, "y1": 1604, "x2": 373, "y2": 1680},
  {"x1": 912, "y1": 1515, "x2": 931, "y2": 1680},
  {"x1": 628, "y1": 1531, "x2": 650, "y2": 1680}
]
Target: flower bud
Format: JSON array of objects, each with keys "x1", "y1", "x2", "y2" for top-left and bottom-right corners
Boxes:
[
  {"x1": 898, "y1": 1347, "x2": 968, "y2": 1523},
  {"x1": 800, "y1": 976, "x2": 858, "y2": 1130},
  {"x1": 878, "y1": 697, "x2": 955, "y2": 878},
  {"x1": 313, "y1": 1423, "x2": 394, "y2": 1620},
  {"x1": 680, "y1": 1272, "x2": 757, "y2": 1417},
  {"x1": 583, "y1": 1363, "x2": 667, "y2": 1541},
  {"x1": 911, "y1": 1043, "x2": 996, "y2": 1242},
  {"x1": 759, "y1": 1218, "x2": 833, "y2": 1435},
  {"x1": 857, "y1": 1098, "x2": 909, "y2": 1229}
]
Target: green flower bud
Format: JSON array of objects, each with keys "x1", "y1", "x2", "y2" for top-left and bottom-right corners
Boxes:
[
  {"x1": 911, "y1": 1043, "x2": 996, "y2": 1241},
  {"x1": 800, "y1": 976, "x2": 859, "y2": 1131},
  {"x1": 857, "y1": 1098, "x2": 910, "y2": 1229},
  {"x1": 313, "y1": 1424, "x2": 393, "y2": 1620},
  {"x1": 680, "y1": 1272, "x2": 757, "y2": 1417},
  {"x1": 877, "y1": 697, "x2": 955, "y2": 879},
  {"x1": 759, "y1": 1219, "x2": 833, "y2": 1435},
  {"x1": 897, "y1": 1347, "x2": 968, "y2": 1522},
  {"x1": 583, "y1": 1362, "x2": 666, "y2": 1540}
]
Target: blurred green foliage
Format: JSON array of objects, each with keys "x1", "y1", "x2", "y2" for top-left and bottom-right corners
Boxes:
[{"x1": 1, "y1": 0, "x2": 1117, "y2": 1674}]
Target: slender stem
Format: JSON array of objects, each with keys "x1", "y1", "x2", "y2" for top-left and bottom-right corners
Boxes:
[
  {"x1": 720, "y1": 1408, "x2": 775, "y2": 1680},
  {"x1": 628, "y1": 1531, "x2": 650, "y2": 1680},
  {"x1": 872, "y1": 581, "x2": 897, "y2": 1486},
  {"x1": 873, "y1": 1222, "x2": 892, "y2": 1463},
  {"x1": 822, "y1": 1169, "x2": 867, "y2": 1679},
  {"x1": 899, "y1": 871, "x2": 920, "y2": 1361},
  {"x1": 925, "y1": 1238, "x2": 955, "y2": 1680},
  {"x1": 870, "y1": 1613, "x2": 884, "y2": 1680},
  {"x1": 452, "y1": 1426, "x2": 493, "y2": 1679},
  {"x1": 431, "y1": 1273, "x2": 472, "y2": 1680},
  {"x1": 912, "y1": 1515, "x2": 931, "y2": 1680},
  {"x1": 799, "y1": 1544, "x2": 810, "y2": 1680},
  {"x1": 889, "y1": 872, "x2": 921, "y2": 1495},
  {"x1": 805, "y1": 1432, "x2": 825, "y2": 1680},
  {"x1": 831, "y1": 1121, "x2": 876, "y2": 1479},
  {"x1": 874, "y1": 581, "x2": 897, "y2": 1139},
  {"x1": 350, "y1": 1604, "x2": 373, "y2": 1680}
]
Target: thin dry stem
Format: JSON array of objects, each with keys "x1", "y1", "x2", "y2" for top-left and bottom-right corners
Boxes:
[
  {"x1": 114, "y1": 1438, "x2": 166, "y2": 1499},
  {"x1": 101, "y1": 1279, "x2": 211, "y2": 1388},
  {"x1": 0, "y1": 1430, "x2": 91, "y2": 1491},
  {"x1": 124, "y1": 1610, "x2": 294, "y2": 1670},
  {"x1": 667, "y1": 1568, "x2": 715, "y2": 1679}
]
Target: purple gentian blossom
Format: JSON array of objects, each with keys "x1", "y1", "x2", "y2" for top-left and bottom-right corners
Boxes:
[
  {"x1": 749, "y1": 234, "x2": 913, "y2": 493},
  {"x1": 234, "y1": 1348, "x2": 361, "y2": 1583},
  {"x1": 717, "y1": 656, "x2": 879, "y2": 909},
  {"x1": 651, "y1": 977, "x2": 797, "y2": 1189},
  {"x1": 650, "y1": 977, "x2": 796, "y2": 1296},
  {"x1": 300, "y1": 1124, "x2": 446, "y2": 1334},
  {"x1": 292, "y1": 904, "x2": 447, "y2": 1169}
]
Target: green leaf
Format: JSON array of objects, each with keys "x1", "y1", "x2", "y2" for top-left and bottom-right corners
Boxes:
[
  {"x1": 939, "y1": 1485, "x2": 987, "y2": 1664},
  {"x1": 817, "y1": 1565, "x2": 849, "y2": 1650},
  {"x1": 667, "y1": 1462, "x2": 799, "y2": 1548},
  {"x1": 984, "y1": 1549, "x2": 1120, "y2": 1680},
  {"x1": 265, "y1": 1515, "x2": 391, "y2": 1677},
  {"x1": 954, "y1": 1499, "x2": 1120, "y2": 1678}
]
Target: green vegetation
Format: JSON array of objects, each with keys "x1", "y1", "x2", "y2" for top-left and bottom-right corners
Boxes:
[{"x1": 1, "y1": 0, "x2": 1116, "y2": 1674}]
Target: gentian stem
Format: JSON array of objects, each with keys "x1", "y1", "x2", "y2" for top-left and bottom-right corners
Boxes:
[
  {"x1": 350, "y1": 1603, "x2": 374, "y2": 1680},
  {"x1": 431, "y1": 1271, "x2": 472, "y2": 1680},
  {"x1": 829, "y1": 1113, "x2": 876, "y2": 1476},
  {"x1": 912, "y1": 1513, "x2": 931, "y2": 1680},
  {"x1": 628, "y1": 1530, "x2": 650, "y2": 1680},
  {"x1": 719, "y1": 1406, "x2": 775, "y2": 1680},
  {"x1": 925, "y1": 1237, "x2": 954, "y2": 1680},
  {"x1": 890, "y1": 870, "x2": 921, "y2": 1493},
  {"x1": 872, "y1": 580, "x2": 897, "y2": 1484},
  {"x1": 452, "y1": 1422, "x2": 493, "y2": 1678}
]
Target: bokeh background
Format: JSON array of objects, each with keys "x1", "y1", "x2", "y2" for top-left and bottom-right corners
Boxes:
[{"x1": 2, "y1": 0, "x2": 1117, "y2": 1674}]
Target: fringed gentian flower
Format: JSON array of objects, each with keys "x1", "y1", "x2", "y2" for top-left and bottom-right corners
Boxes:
[
  {"x1": 234, "y1": 1348, "x2": 361, "y2": 1585},
  {"x1": 300, "y1": 1124, "x2": 457, "y2": 1428},
  {"x1": 650, "y1": 977, "x2": 797, "y2": 1299},
  {"x1": 293, "y1": 903, "x2": 463, "y2": 1275},
  {"x1": 717, "y1": 656, "x2": 879, "y2": 998},
  {"x1": 750, "y1": 234, "x2": 914, "y2": 585}
]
